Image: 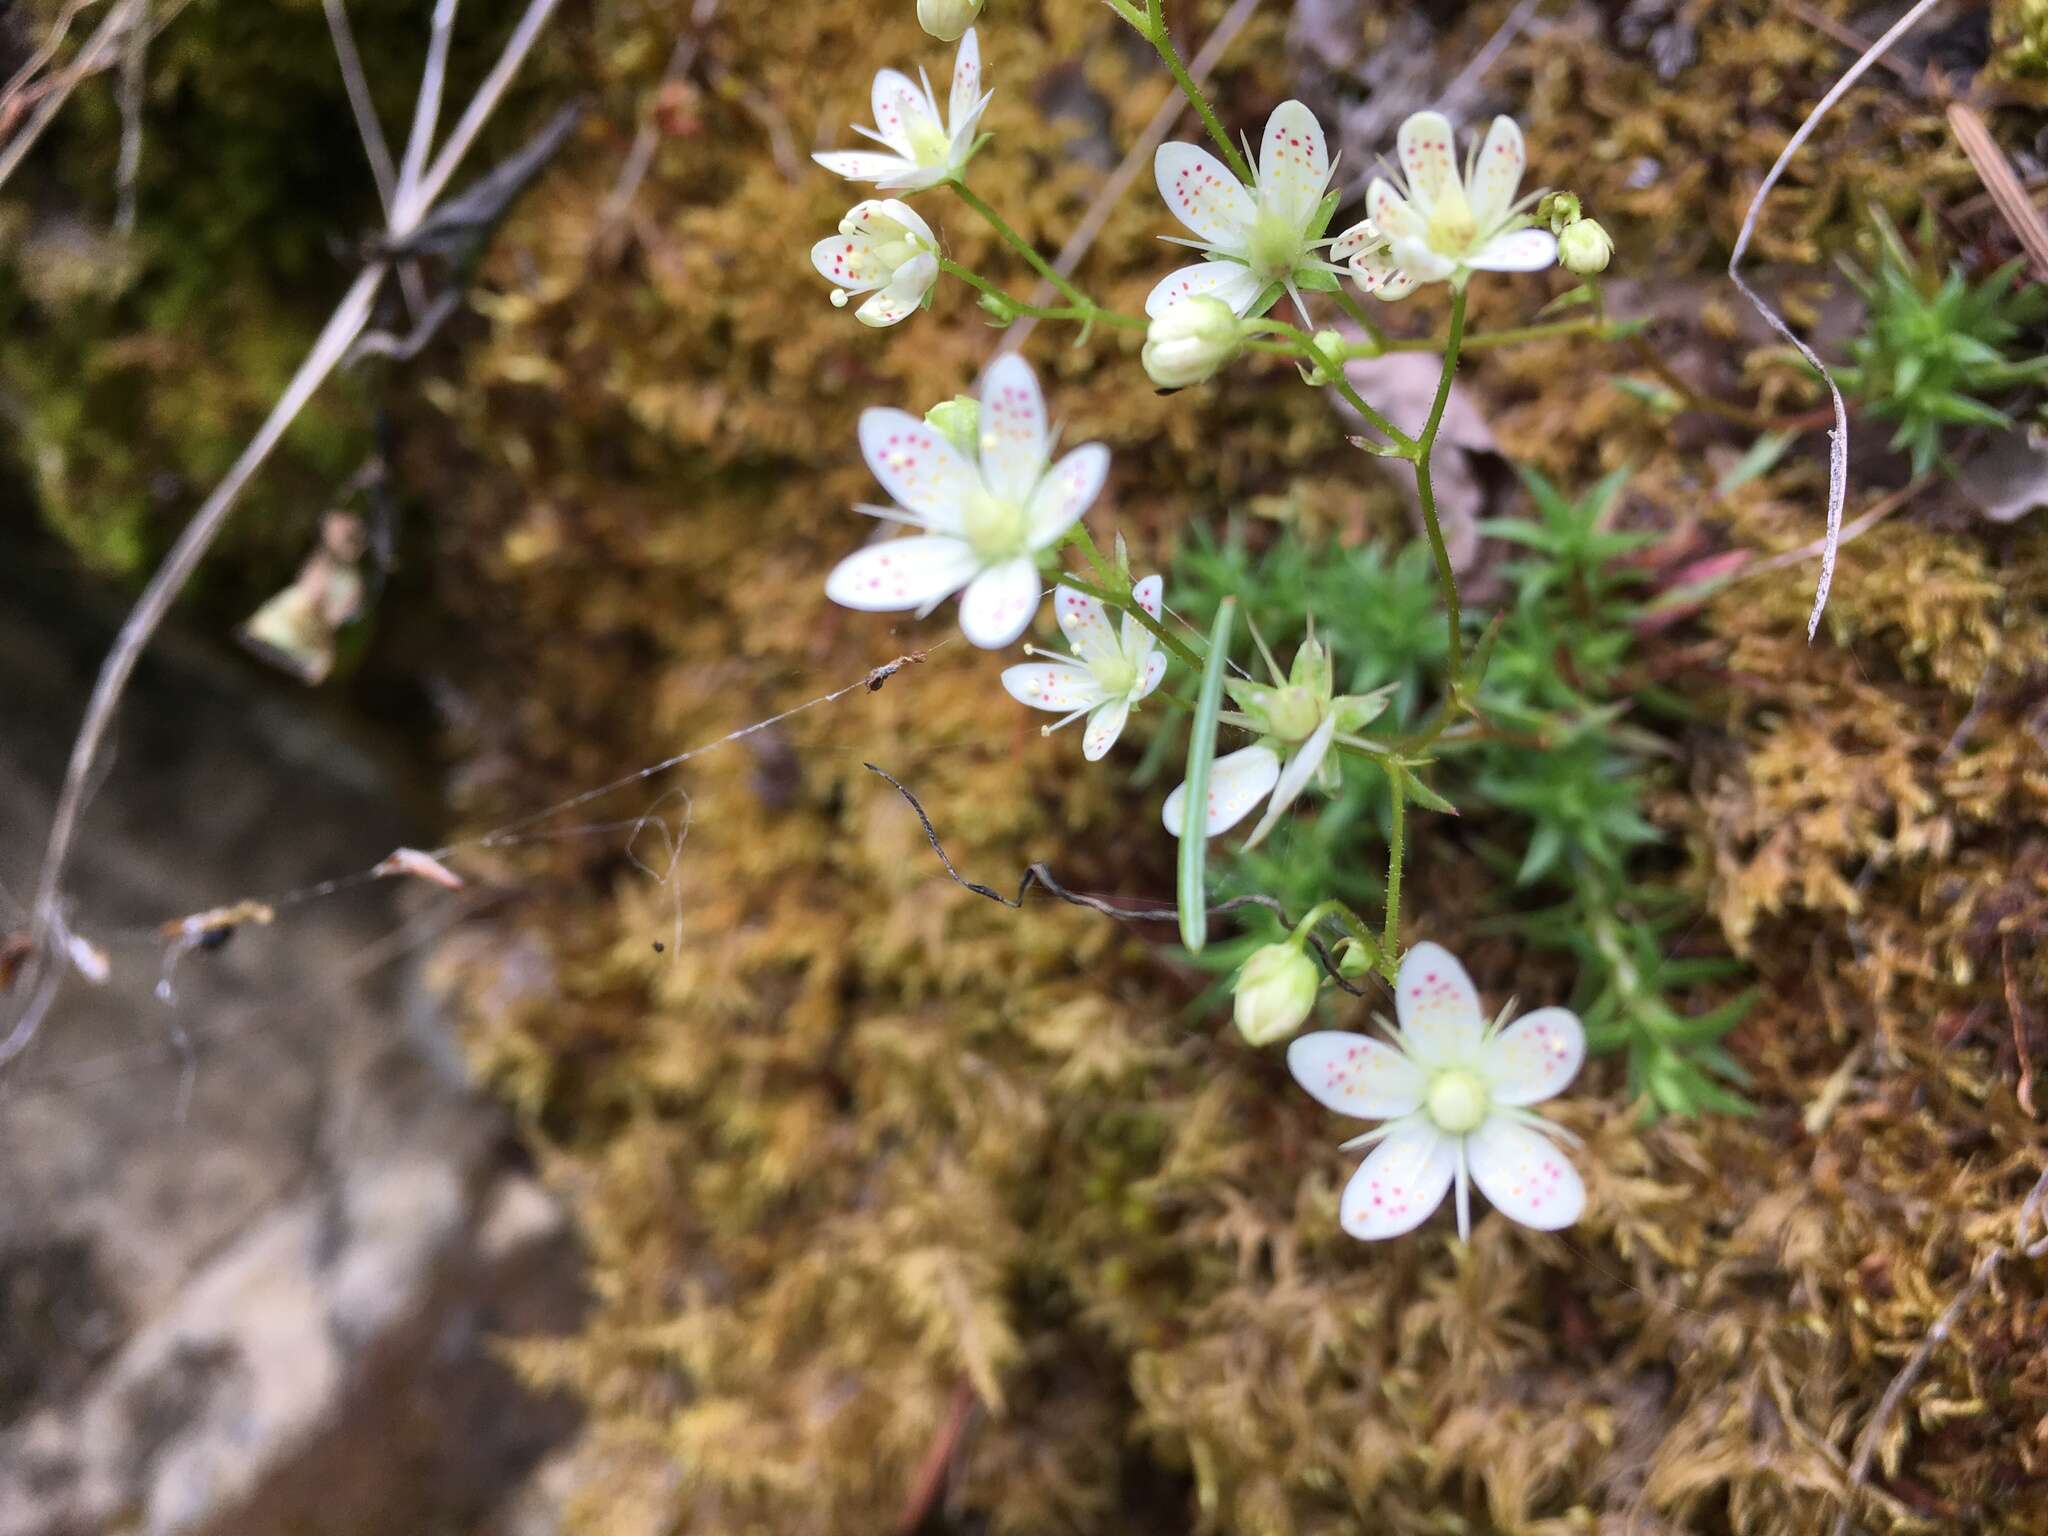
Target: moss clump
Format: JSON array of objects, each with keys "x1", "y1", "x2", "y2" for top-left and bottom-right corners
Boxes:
[{"x1": 21, "y1": 0, "x2": 2048, "y2": 1528}]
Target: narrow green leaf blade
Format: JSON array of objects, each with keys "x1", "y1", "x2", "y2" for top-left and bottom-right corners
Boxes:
[{"x1": 1179, "y1": 598, "x2": 1236, "y2": 953}]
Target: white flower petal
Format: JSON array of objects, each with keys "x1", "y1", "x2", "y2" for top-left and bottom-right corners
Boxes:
[
  {"x1": 1154, "y1": 142, "x2": 1256, "y2": 246},
  {"x1": 1025, "y1": 443, "x2": 1109, "y2": 549},
  {"x1": 948, "y1": 28, "x2": 982, "y2": 131},
  {"x1": 1002, "y1": 658, "x2": 1103, "y2": 712},
  {"x1": 1483, "y1": 1006, "x2": 1585, "y2": 1107},
  {"x1": 1082, "y1": 697, "x2": 1130, "y2": 760},
  {"x1": 1393, "y1": 941, "x2": 1486, "y2": 1065},
  {"x1": 1366, "y1": 177, "x2": 1426, "y2": 243},
  {"x1": 1388, "y1": 233, "x2": 1457, "y2": 285},
  {"x1": 826, "y1": 534, "x2": 978, "y2": 612},
  {"x1": 1133, "y1": 648, "x2": 1168, "y2": 701},
  {"x1": 874, "y1": 164, "x2": 950, "y2": 193},
  {"x1": 1329, "y1": 217, "x2": 1380, "y2": 263},
  {"x1": 1120, "y1": 574, "x2": 1163, "y2": 656},
  {"x1": 859, "y1": 409, "x2": 980, "y2": 531},
  {"x1": 1144, "y1": 260, "x2": 1267, "y2": 319},
  {"x1": 1243, "y1": 712, "x2": 1337, "y2": 850},
  {"x1": 871, "y1": 68, "x2": 930, "y2": 155},
  {"x1": 978, "y1": 353, "x2": 1049, "y2": 503},
  {"x1": 812, "y1": 234, "x2": 887, "y2": 293},
  {"x1": 1373, "y1": 267, "x2": 1418, "y2": 301},
  {"x1": 855, "y1": 284, "x2": 922, "y2": 327},
  {"x1": 857, "y1": 197, "x2": 935, "y2": 244},
  {"x1": 1053, "y1": 584, "x2": 1116, "y2": 664},
  {"x1": 1468, "y1": 115, "x2": 1526, "y2": 226},
  {"x1": 1467, "y1": 227, "x2": 1558, "y2": 273},
  {"x1": 1467, "y1": 1115, "x2": 1585, "y2": 1230},
  {"x1": 1344, "y1": 241, "x2": 1410, "y2": 298},
  {"x1": 1256, "y1": 99, "x2": 1330, "y2": 231},
  {"x1": 957, "y1": 555, "x2": 1041, "y2": 649},
  {"x1": 1396, "y1": 110, "x2": 1458, "y2": 210},
  {"x1": 1161, "y1": 742, "x2": 1281, "y2": 838},
  {"x1": 1339, "y1": 1119, "x2": 1457, "y2": 1239},
  {"x1": 813, "y1": 150, "x2": 918, "y2": 184},
  {"x1": 1288, "y1": 1030, "x2": 1427, "y2": 1120}
]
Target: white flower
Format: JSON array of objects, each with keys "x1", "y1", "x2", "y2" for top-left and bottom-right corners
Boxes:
[
  {"x1": 811, "y1": 199, "x2": 940, "y2": 327},
  {"x1": 1288, "y1": 942, "x2": 1586, "y2": 1240},
  {"x1": 1001, "y1": 577, "x2": 1168, "y2": 759},
  {"x1": 917, "y1": 0, "x2": 982, "y2": 42},
  {"x1": 1160, "y1": 633, "x2": 1391, "y2": 847},
  {"x1": 1330, "y1": 112, "x2": 1556, "y2": 300},
  {"x1": 825, "y1": 354, "x2": 1107, "y2": 649},
  {"x1": 1141, "y1": 296, "x2": 1243, "y2": 388},
  {"x1": 813, "y1": 29, "x2": 990, "y2": 192},
  {"x1": 1148, "y1": 100, "x2": 1344, "y2": 322}
]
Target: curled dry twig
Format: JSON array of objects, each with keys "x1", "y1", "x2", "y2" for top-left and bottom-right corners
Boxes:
[
  {"x1": 1728, "y1": 0, "x2": 1945, "y2": 643},
  {"x1": 865, "y1": 763, "x2": 1377, "y2": 996}
]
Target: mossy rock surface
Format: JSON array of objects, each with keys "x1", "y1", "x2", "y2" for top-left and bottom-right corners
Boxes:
[{"x1": 12, "y1": 0, "x2": 2048, "y2": 1531}]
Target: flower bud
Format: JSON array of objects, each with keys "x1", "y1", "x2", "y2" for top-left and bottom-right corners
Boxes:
[
  {"x1": 1142, "y1": 296, "x2": 1243, "y2": 389},
  {"x1": 925, "y1": 395, "x2": 980, "y2": 456},
  {"x1": 917, "y1": 0, "x2": 983, "y2": 42},
  {"x1": 1233, "y1": 941, "x2": 1321, "y2": 1045},
  {"x1": 1557, "y1": 218, "x2": 1614, "y2": 276},
  {"x1": 1333, "y1": 938, "x2": 1374, "y2": 980},
  {"x1": 1537, "y1": 191, "x2": 1581, "y2": 236}
]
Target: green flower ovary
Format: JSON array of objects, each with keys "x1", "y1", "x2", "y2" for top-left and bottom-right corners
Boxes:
[
  {"x1": 962, "y1": 489, "x2": 1029, "y2": 562},
  {"x1": 1425, "y1": 1069, "x2": 1489, "y2": 1134},
  {"x1": 1245, "y1": 211, "x2": 1308, "y2": 282}
]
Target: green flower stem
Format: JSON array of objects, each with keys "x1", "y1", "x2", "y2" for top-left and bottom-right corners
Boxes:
[
  {"x1": 1065, "y1": 521, "x2": 1121, "y2": 589},
  {"x1": 1410, "y1": 286, "x2": 1467, "y2": 688},
  {"x1": 1382, "y1": 764, "x2": 1407, "y2": 971},
  {"x1": 1373, "y1": 315, "x2": 1605, "y2": 355},
  {"x1": 936, "y1": 259, "x2": 1146, "y2": 330},
  {"x1": 951, "y1": 181, "x2": 1096, "y2": 312},
  {"x1": 1330, "y1": 285, "x2": 1388, "y2": 345},
  {"x1": 1288, "y1": 897, "x2": 1353, "y2": 948},
  {"x1": 1249, "y1": 317, "x2": 1416, "y2": 452},
  {"x1": 1136, "y1": 0, "x2": 1255, "y2": 186},
  {"x1": 1062, "y1": 575, "x2": 1206, "y2": 672}
]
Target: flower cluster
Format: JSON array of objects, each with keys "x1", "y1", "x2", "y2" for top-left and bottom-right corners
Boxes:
[{"x1": 806, "y1": 9, "x2": 1606, "y2": 1244}]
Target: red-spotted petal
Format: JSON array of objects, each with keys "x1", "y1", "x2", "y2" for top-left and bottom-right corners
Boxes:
[
  {"x1": 1053, "y1": 585, "x2": 1115, "y2": 664},
  {"x1": 977, "y1": 353, "x2": 1049, "y2": 502},
  {"x1": 1257, "y1": 99, "x2": 1329, "y2": 230},
  {"x1": 859, "y1": 409, "x2": 978, "y2": 530},
  {"x1": 1026, "y1": 443, "x2": 1107, "y2": 548},
  {"x1": 957, "y1": 555, "x2": 1041, "y2": 649},
  {"x1": 1119, "y1": 574, "x2": 1163, "y2": 656},
  {"x1": 1467, "y1": 227, "x2": 1557, "y2": 273},
  {"x1": 1144, "y1": 260, "x2": 1266, "y2": 319},
  {"x1": 1339, "y1": 1119, "x2": 1456, "y2": 1239},
  {"x1": 1468, "y1": 115, "x2": 1525, "y2": 226},
  {"x1": 1288, "y1": 1030, "x2": 1427, "y2": 1120},
  {"x1": 1082, "y1": 696, "x2": 1130, "y2": 760},
  {"x1": 1467, "y1": 1116, "x2": 1584, "y2": 1230},
  {"x1": 948, "y1": 28, "x2": 982, "y2": 129},
  {"x1": 1161, "y1": 743, "x2": 1280, "y2": 838},
  {"x1": 1154, "y1": 142, "x2": 1255, "y2": 245},
  {"x1": 826, "y1": 534, "x2": 978, "y2": 612},
  {"x1": 1396, "y1": 110, "x2": 1458, "y2": 209},
  {"x1": 1393, "y1": 941, "x2": 1485, "y2": 1064},
  {"x1": 1483, "y1": 1007, "x2": 1584, "y2": 1106},
  {"x1": 1001, "y1": 658, "x2": 1103, "y2": 712}
]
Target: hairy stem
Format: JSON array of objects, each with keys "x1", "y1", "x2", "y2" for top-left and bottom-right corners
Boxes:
[
  {"x1": 935, "y1": 258, "x2": 1144, "y2": 330},
  {"x1": 1411, "y1": 286, "x2": 1467, "y2": 686},
  {"x1": 952, "y1": 181, "x2": 1094, "y2": 310},
  {"x1": 1382, "y1": 766, "x2": 1407, "y2": 971},
  {"x1": 1137, "y1": 0, "x2": 1254, "y2": 184}
]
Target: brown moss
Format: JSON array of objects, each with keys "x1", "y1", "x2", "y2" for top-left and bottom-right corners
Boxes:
[{"x1": 342, "y1": 0, "x2": 2048, "y2": 1531}]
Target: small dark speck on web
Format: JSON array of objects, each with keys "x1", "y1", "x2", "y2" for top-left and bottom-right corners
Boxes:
[{"x1": 652, "y1": 942, "x2": 665, "y2": 953}]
